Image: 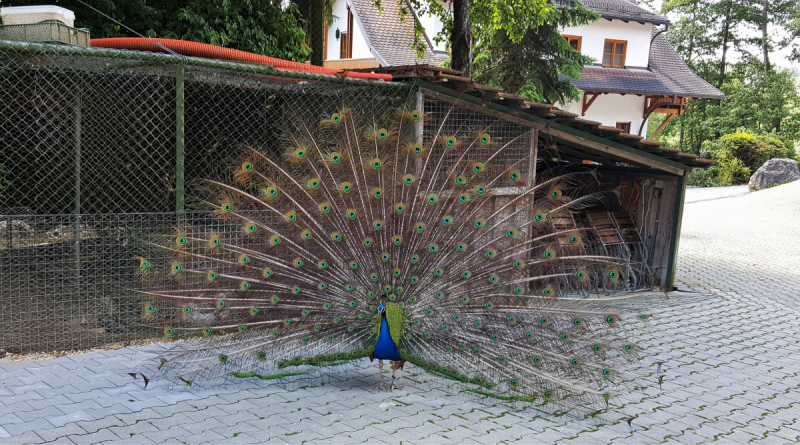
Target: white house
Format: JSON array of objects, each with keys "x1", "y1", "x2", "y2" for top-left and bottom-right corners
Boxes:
[
  {"x1": 321, "y1": 0, "x2": 447, "y2": 69},
  {"x1": 557, "y1": 0, "x2": 724, "y2": 139},
  {"x1": 326, "y1": 0, "x2": 723, "y2": 140}
]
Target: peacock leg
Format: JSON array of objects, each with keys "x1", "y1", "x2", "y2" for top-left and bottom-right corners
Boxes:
[
  {"x1": 390, "y1": 360, "x2": 402, "y2": 391},
  {"x1": 377, "y1": 359, "x2": 386, "y2": 391}
]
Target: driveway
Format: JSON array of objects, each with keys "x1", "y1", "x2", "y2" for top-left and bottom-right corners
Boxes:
[{"x1": 2, "y1": 182, "x2": 799, "y2": 444}]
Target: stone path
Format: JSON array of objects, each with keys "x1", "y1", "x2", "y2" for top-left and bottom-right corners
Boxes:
[{"x1": 2, "y1": 181, "x2": 800, "y2": 444}]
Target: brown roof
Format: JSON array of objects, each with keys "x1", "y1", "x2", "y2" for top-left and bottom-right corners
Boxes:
[
  {"x1": 575, "y1": 0, "x2": 670, "y2": 25},
  {"x1": 349, "y1": 0, "x2": 446, "y2": 67},
  {"x1": 569, "y1": 30, "x2": 725, "y2": 99}
]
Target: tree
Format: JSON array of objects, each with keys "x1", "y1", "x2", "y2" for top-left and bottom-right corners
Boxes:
[
  {"x1": 2, "y1": 0, "x2": 310, "y2": 62},
  {"x1": 406, "y1": 0, "x2": 596, "y2": 103},
  {"x1": 471, "y1": 0, "x2": 597, "y2": 103}
]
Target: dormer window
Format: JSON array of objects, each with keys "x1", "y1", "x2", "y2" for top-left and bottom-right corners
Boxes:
[
  {"x1": 603, "y1": 40, "x2": 626, "y2": 67},
  {"x1": 563, "y1": 35, "x2": 581, "y2": 51}
]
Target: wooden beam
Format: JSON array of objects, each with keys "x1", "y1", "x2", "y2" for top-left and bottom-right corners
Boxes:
[
  {"x1": 581, "y1": 92, "x2": 600, "y2": 116},
  {"x1": 417, "y1": 83, "x2": 690, "y2": 176},
  {"x1": 664, "y1": 173, "x2": 687, "y2": 290},
  {"x1": 648, "y1": 113, "x2": 676, "y2": 140}
]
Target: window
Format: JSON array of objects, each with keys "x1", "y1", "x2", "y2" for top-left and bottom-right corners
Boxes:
[
  {"x1": 616, "y1": 122, "x2": 631, "y2": 133},
  {"x1": 603, "y1": 40, "x2": 626, "y2": 67},
  {"x1": 563, "y1": 35, "x2": 581, "y2": 52},
  {"x1": 340, "y1": 6, "x2": 354, "y2": 59}
]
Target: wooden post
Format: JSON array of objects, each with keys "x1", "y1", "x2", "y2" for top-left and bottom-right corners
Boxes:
[
  {"x1": 176, "y1": 64, "x2": 186, "y2": 220},
  {"x1": 663, "y1": 172, "x2": 687, "y2": 290},
  {"x1": 528, "y1": 130, "x2": 538, "y2": 187},
  {"x1": 414, "y1": 90, "x2": 424, "y2": 177}
]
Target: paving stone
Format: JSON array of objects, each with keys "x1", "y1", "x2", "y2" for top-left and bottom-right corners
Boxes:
[{"x1": 3, "y1": 185, "x2": 800, "y2": 442}]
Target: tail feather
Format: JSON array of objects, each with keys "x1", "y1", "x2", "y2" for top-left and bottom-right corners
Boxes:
[{"x1": 138, "y1": 101, "x2": 651, "y2": 410}]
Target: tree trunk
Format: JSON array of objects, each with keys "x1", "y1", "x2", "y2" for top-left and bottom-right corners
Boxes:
[
  {"x1": 310, "y1": 0, "x2": 324, "y2": 66},
  {"x1": 717, "y1": 4, "x2": 732, "y2": 88},
  {"x1": 761, "y1": 0, "x2": 771, "y2": 70},
  {"x1": 450, "y1": 0, "x2": 472, "y2": 78}
]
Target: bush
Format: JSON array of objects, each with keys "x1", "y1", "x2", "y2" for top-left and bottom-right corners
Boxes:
[
  {"x1": 715, "y1": 150, "x2": 751, "y2": 185},
  {"x1": 686, "y1": 166, "x2": 721, "y2": 187},
  {"x1": 710, "y1": 131, "x2": 788, "y2": 172}
]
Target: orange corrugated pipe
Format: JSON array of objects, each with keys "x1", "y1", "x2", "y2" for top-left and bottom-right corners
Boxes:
[{"x1": 90, "y1": 38, "x2": 392, "y2": 81}]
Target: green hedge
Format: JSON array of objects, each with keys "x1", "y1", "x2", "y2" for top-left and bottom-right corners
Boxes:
[{"x1": 691, "y1": 131, "x2": 793, "y2": 186}]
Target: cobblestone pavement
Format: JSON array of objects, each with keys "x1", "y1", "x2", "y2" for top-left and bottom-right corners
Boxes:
[{"x1": 2, "y1": 181, "x2": 799, "y2": 444}]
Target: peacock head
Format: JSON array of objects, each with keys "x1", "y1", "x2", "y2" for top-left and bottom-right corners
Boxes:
[{"x1": 377, "y1": 295, "x2": 389, "y2": 313}]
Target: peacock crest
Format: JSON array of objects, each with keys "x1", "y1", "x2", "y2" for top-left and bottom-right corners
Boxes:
[{"x1": 138, "y1": 102, "x2": 650, "y2": 411}]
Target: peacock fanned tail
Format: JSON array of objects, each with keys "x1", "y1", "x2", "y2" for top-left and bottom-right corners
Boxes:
[{"x1": 139, "y1": 103, "x2": 651, "y2": 410}]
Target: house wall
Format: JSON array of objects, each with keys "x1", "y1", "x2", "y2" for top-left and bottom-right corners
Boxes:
[
  {"x1": 562, "y1": 20, "x2": 653, "y2": 68},
  {"x1": 416, "y1": 1, "x2": 448, "y2": 53},
  {"x1": 563, "y1": 92, "x2": 649, "y2": 137},
  {"x1": 326, "y1": 0, "x2": 373, "y2": 61}
]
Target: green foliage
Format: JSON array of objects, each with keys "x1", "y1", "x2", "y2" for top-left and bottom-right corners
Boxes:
[
  {"x1": 471, "y1": 0, "x2": 598, "y2": 103},
  {"x1": 166, "y1": 0, "x2": 310, "y2": 62},
  {"x1": 2, "y1": 0, "x2": 310, "y2": 62},
  {"x1": 406, "y1": 0, "x2": 597, "y2": 103},
  {"x1": 694, "y1": 130, "x2": 790, "y2": 185},
  {"x1": 708, "y1": 130, "x2": 789, "y2": 171},
  {"x1": 714, "y1": 149, "x2": 751, "y2": 185},
  {"x1": 653, "y1": 0, "x2": 800, "y2": 157},
  {"x1": 686, "y1": 166, "x2": 721, "y2": 187}
]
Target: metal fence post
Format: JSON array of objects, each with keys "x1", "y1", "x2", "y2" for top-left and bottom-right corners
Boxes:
[
  {"x1": 176, "y1": 64, "x2": 186, "y2": 221},
  {"x1": 74, "y1": 82, "x2": 82, "y2": 281}
]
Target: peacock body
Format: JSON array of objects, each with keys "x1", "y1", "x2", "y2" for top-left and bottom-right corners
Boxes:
[{"x1": 139, "y1": 103, "x2": 650, "y2": 411}]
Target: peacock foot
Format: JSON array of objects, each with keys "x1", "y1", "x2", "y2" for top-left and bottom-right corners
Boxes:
[{"x1": 390, "y1": 377, "x2": 402, "y2": 391}]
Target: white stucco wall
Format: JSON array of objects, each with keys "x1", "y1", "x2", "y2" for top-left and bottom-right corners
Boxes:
[
  {"x1": 416, "y1": 1, "x2": 448, "y2": 53},
  {"x1": 326, "y1": 0, "x2": 372, "y2": 61},
  {"x1": 564, "y1": 93, "x2": 649, "y2": 137},
  {"x1": 562, "y1": 20, "x2": 653, "y2": 67}
]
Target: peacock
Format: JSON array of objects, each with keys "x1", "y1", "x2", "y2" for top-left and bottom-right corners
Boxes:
[{"x1": 137, "y1": 101, "x2": 651, "y2": 412}]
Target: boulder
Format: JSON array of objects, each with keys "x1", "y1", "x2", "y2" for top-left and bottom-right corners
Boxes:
[{"x1": 748, "y1": 158, "x2": 800, "y2": 190}]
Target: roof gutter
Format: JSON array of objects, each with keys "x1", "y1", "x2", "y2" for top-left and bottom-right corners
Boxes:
[{"x1": 650, "y1": 24, "x2": 669, "y2": 46}]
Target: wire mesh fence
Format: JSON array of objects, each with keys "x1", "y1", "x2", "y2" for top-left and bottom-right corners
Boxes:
[
  {"x1": 0, "y1": 40, "x2": 653, "y2": 354},
  {"x1": 0, "y1": 40, "x2": 411, "y2": 352}
]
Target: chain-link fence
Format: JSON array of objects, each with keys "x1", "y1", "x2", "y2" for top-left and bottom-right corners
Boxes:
[
  {"x1": 0, "y1": 40, "x2": 411, "y2": 353},
  {"x1": 0, "y1": 40, "x2": 653, "y2": 354}
]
